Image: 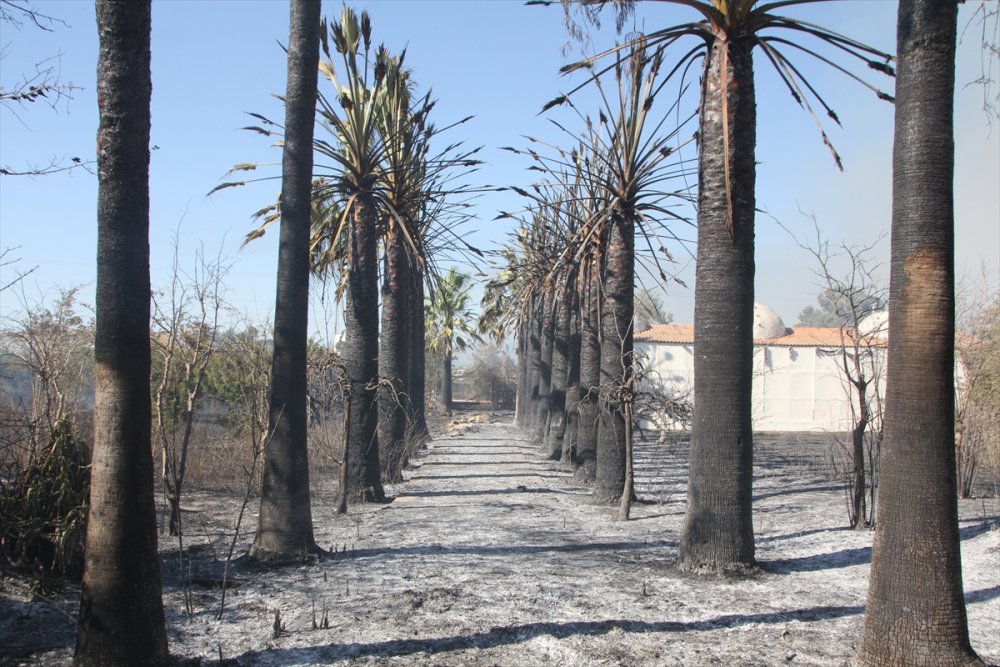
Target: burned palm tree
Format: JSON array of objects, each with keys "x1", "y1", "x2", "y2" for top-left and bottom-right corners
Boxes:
[
  {"x1": 542, "y1": 41, "x2": 695, "y2": 502},
  {"x1": 558, "y1": 0, "x2": 893, "y2": 568},
  {"x1": 374, "y1": 58, "x2": 426, "y2": 482},
  {"x1": 248, "y1": 0, "x2": 323, "y2": 561},
  {"x1": 857, "y1": 1, "x2": 982, "y2": 664},
  {"x1": 311, "y1": 6, "x2": 390, "y2": 501},
  {"x1": 75, "y1": 1, "x2": 168, "y2": 663},
  {"x1": 376, "y1": 62, "x2": 483, "y2": 475}
]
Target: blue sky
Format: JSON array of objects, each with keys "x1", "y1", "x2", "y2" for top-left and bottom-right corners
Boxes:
[{"x1": 1, "y1": 0, "x2": 997, "y2": 339}]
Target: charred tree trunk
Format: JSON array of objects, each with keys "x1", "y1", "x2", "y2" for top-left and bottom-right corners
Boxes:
[
  {"x1": 526, "y1": 304, "x2": 543, "y2": 429},
  {"x1": 678, "y1": 35, "x2": 757, "y2": 573},
  {"x1": 849, "y1": 377, "x2": 870, "y2": 529},
  {"x1": 75, "y1": 2, "x2": 168, "y2": 663},
  {"x1": 545, "y1": 283, "x2": 572, "y2": 460},
  {"x1": 515, "y1": 326, "x2": 530, "y2": 427},
  {"x1": 594, "y1": 215, "x2": 634, "y2": 503},
  {"x1": 442, "y1": 350, "x2": 453, "y2": 414},
  {"x1": 857, "y1": 2, "x2": 981, "y2": 664},
  {"x1": 562, "y1": 287, "x2": 582, "y2": 464},
  {"x1": 575, "y1": 257, "x2": 601, "y2": 482},
  {"x1": 379, "y1": 223, "x2": 410, "y2": 482},
  {"x1": 533, "y1": 289, "x2": 555, "y2": 444},
  {"x1": 408, "y1": 268, "x2": 429, "y2": 442},
  {"x1": 248, "y1": 0, "x2": 322, "y2": 561},
  {"x1": 343, "y1": 196, "x2": 385, "y2": 502}
]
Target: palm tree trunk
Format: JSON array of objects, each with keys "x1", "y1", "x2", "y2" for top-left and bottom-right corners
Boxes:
[
  {"x1": 408, "y1": 268, "x2": 429, "y2": 441},
  {"x1": 75, "y1": 2, "x2": 168, "y2": 663},
  {"x1": 515, "y1": 327, "x2": 529, "y2": 427},
  {"x1": 442, "y1": 350, "x2": 453, "y2": 413},
  {"x1": 344, "y1": 196, "x2": 385, "y2": 502},
  {"x1": 618, "y1": 400, "x2": 635, "y2": 521},
  {"x1": 678, "y1": 35, "x2": 757, "y2": 572},
  {"x1": 249, "y1": 0, "x2": 321, "y2": 561},
  {"x1": 545, "y1": 283, "x2": 571, "y2": 460},
  {"x1": 562, "y1": 287, "x2": 582, "y2": 464},
  {"x1": 526, "y1": 305, "x2": 543, "y2": 429},
  {"x1": 379, "y1": 223, "x2": 409, "y2": 482},
  {"x1": 857, "y1": 2, "x2": 981, "y2": 664},
  {"x1": 534, "y1": 288, "x2": 555, "y2": 444},
  {"x1": 594, "y1": 215, "x2": 634, "y2": 503},
  {"x1": 575, "y1": 257, "x2": 601, "y2": 482}
]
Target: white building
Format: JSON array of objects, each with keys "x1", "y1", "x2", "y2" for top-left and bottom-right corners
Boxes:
[{"x1": 635, "y1": 304, "x2": 887, "y2": 433}]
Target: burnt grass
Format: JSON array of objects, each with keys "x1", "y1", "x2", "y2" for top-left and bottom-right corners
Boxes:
[{"x1": 2, "y1": 418, "x2": 998, "y2": 666}]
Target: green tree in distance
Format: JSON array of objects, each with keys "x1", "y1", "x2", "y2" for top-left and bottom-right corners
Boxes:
[{"x1": 426, "y1": 267, "x2": 480, "y2": 414}]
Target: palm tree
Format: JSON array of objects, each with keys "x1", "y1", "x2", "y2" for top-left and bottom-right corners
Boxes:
[
  {"x1": 312, "y1": 7, "x2": 391, "y2": 502},
  {"x1": 427, "y1": 267, "x2": 480, "y2": 413},
  {"x1": 408, "y1": 256, "x2": 430, "y2": 438},
  {"x1": 575, "y1": 248, "x2": 603, "y2": 480},
  {"x1": 404, "y1": 135, "x2": 482, "y2": 443},
  {"x1": 552, "y1": 44, "x2": 694, "y2": 503},
  {"x1": 545, "y1": 263, "x2": 577, "y2": 460},
  {"x1": 75, "y1": 2, "x2": 167, "y2": 663},
  {"x1": 560, "y1": 0, "x2": 892, "y2": 567},
  {"x1": 376, "y1": 59, "x2": 426, "y2": 482},
  {"x1": 248, "y1": 0, "x2": 322, "y2": 562},
  {"x1": 533, "y1": 282, "x2": 556, "y2": 439},
  {"x1": 856, "y1": 1, "x2": 982, "y2": 664}
]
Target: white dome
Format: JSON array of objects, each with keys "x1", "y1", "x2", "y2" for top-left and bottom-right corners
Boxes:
[
  {"x1": 753, "y1": 303, "x2": 787, "y2": 339},
  {"x1": 858, "y1": 310, "x2": 889, "y2": 338}
]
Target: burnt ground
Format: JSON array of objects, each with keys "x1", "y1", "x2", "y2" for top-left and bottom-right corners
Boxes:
[{"x1": 2, "y1": 419, "x2": 998, "y2": 665}]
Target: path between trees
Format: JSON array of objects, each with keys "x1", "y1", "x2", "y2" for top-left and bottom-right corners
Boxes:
[{"x1": 4, "y1": 420, "x2": 998, "y2": 665}]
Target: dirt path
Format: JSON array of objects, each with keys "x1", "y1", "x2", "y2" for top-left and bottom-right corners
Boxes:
[{"x1": 3, "y1": 420, "x2": 998, "y2": 666}]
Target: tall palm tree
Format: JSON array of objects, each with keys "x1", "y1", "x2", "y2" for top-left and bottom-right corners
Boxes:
[
  {"x1": 560, "y1": 0, "x2": 892, "y2": 566},
  {"x1": 856, "y1": 1, "x2": 982, "y2": 664},
  {"x1": 408, "y1": 254, "x2": 430, "y2": 438},
  {"x1": 249, "y1": 0, "x2": 322, "y2": 562},
  {"x1": 312, "y1": 7, "x2": 391, "y2": 502},
  {"x1": 75, "y1": 2, "x2": 167, "y2": 663},
  {"x1": 553, "y1": 44, "x2": 694, "y2": 503},
  {"x1": 575, "y1": 247, "x2": 603, "y2": 480},
  {"x1": 404, "y1": 139, "x2": 482, "y2": 442},
  {"x1": 376, "y1": 58, "x2": 426, "y2": 482},
  {"x1": 533, "y1": 282, "x2": 556, "y2": 440},
  {"x1": 427, "y1": 267, "x2": 480, "y2": 413}
]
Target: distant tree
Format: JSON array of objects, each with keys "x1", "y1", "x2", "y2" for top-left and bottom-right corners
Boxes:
[
  {"x1": 796, "y1": 287, "x2": 884, "y2": 328},
  {"x1": 857, "y1": 1, "x2": 982, "y2": 664},
  {"x1": 0, "y1": 287, "x2": 94, "y2": 449},
  {"x1": 634, "y1": 287, "x2": 671, "y2": 332},
  {"x1": 249, "y1": 0, "x2": 322, "y2": 562},
  {"x1": 74, "y1": 1, "x2": 168, "y2": 664},
  {"x1": 202, "y1": 326, "x2": 272, "y2": 434},
  {"x1": 0, "y1": 288, "x2": 93, "y2": 587},
  {"x1": 426, "y1": 268, "x2": 480, "y2": 414},
  {"x1": 464, "y1": 346, "x2": 518, "y2": 411}
]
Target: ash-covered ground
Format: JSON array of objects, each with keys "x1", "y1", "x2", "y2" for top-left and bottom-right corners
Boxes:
[{"x1": 3, "y1": 418, "x2": 998, "y2": 665}]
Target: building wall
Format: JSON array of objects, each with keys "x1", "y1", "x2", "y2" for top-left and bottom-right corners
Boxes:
[{"x1": 636, "y1": 340, "x2": 886, "y2": 433}]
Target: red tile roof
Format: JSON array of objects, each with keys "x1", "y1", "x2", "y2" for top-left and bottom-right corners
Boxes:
[{"x1": 634, "y1": 323, "x2": 886, "y2": 347}]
